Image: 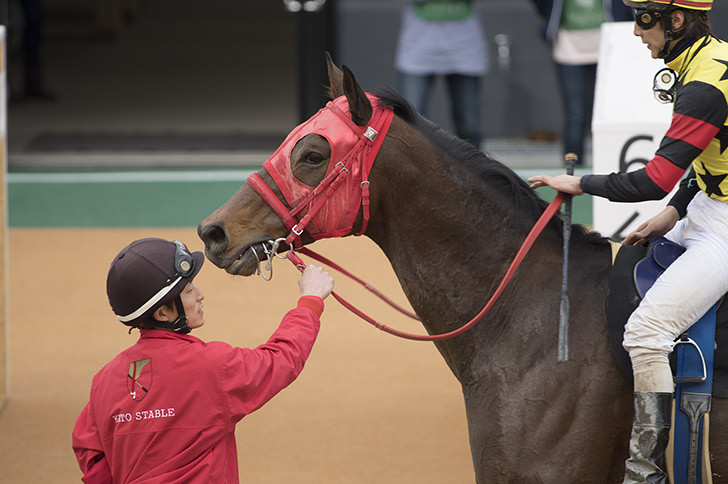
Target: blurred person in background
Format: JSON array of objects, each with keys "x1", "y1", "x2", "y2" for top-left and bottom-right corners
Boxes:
[
  {"x1": 13, "y1": 0, "x2": 56, "y2": 101},
  {"x1": 530, "y1": 0, "x2": 632, "y2": 165},
  {"x1": 395, "y1": 0, "x2": 489, "y2": 149}
]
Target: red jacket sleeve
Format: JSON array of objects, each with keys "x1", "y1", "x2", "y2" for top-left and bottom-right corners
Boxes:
[
  {"x1": 222, "y1": 298, "x2": 323, "y2": 420},
  {"x1": 72, "y1": 401, "x2": 113, "y2": 484}
]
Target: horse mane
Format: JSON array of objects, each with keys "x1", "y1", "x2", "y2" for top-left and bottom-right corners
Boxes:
[{"x1": 370, "y1": 86, "x2": 607, "y2": 245}]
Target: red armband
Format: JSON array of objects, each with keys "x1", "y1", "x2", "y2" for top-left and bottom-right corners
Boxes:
[{"x1": 297, "y1": 296, "x2": 324, "y2": 317}]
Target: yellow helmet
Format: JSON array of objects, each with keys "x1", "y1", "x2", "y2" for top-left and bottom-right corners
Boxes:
[{"x1": 623, "y1": 0, "x2": 712, "y2": 10}]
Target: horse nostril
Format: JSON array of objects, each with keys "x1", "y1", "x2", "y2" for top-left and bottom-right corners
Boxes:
[
  {"x1": 209, "y1": 226, "x2": 225, "y2": 242},
  {"x1": 199, "y1": 222, "x2": 228, "y2": 250}
]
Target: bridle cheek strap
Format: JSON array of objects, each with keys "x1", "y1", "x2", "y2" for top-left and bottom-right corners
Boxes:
[
  {"x1": 247, "y1": 96, "x2": 393, "y2": 247},
  {"x1": 360, "y1": 180, "x2": 371, "y2": 236}
]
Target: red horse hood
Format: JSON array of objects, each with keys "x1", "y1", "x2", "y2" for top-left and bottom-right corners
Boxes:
[{"x1": 254, "y1": 94, "x2": 393, "y2": 240}]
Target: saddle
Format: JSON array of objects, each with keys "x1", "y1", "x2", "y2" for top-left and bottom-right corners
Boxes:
[{"x1": 606, "y1": 238, "x2": 728, "y2": 398}]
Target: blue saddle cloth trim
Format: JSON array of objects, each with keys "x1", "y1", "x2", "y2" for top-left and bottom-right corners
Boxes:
[
  {"x1": 633, "y1": 236, "x2": 715, "y2": 484},
  {"x1": 674, "y1": 306, "x2": 716, "y2": 484}
]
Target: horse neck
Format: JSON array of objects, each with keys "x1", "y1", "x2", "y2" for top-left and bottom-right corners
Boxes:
[{"x1": 364, "y1": 144, "x2": 565, "y2": 378}]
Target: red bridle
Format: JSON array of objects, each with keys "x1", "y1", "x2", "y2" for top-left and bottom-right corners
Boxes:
[
  {"x1": 247, "y1": 94, "x2": 394, "y2": 248},
  {"x1": 246, "y1": 93, "x2": 565, "y2": 342}
]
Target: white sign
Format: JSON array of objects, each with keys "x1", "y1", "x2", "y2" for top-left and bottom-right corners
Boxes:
[{"x1": 592, "y1": 22, "x2": 676, "y2": 240}]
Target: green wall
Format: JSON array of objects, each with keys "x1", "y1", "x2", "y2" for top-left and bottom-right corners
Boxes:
[{"x1": 7, "y1": 169, "x2": 592, "y2": 228}]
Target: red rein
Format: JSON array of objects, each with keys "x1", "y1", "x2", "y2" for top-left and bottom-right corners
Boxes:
[{"x1": 287, "y1": 192, "x2": 565, "y2": 342}]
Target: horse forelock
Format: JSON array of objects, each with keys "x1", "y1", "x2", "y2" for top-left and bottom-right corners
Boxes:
[{"x1": 371, "y1": 87, "x2": 589, "y2": 239}]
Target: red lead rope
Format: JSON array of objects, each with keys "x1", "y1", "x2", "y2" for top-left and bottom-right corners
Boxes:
[{"x1": 286, "y1": 192, "x2": 566, "y2": 342}]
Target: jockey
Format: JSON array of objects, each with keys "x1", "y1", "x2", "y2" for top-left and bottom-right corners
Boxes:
[{"x1": 528, "y1": 0, "x2": 723, "y2": 482}]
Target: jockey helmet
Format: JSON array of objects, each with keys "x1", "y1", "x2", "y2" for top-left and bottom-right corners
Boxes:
[
  {"x1": 106, "y1": 238, "x2": 204, "y2": 330},
  {"x1": 623, "y1": 0, "x2": 711, "y2": 11}
]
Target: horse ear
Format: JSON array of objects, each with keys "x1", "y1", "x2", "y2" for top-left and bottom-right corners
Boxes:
[
  {"x1": 342, "y1": 65, "x2": 372, "y2": 127},
  {"x1": 326, "y1": 52, "x2": 344, "y2": 99}
]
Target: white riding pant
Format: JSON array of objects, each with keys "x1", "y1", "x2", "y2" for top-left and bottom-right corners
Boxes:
[{"x1": 623, "y1": 191, "x2": 728, "y2": 393}]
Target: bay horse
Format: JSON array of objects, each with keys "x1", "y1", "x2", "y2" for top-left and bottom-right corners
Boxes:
[{"x1": 198, "y1": 57, "x2": 728, "y2": 482}]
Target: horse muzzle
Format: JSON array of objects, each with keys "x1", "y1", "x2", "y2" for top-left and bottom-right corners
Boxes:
[{"x1": 198, "y1": 221, "x2": 270, "y2": 276}]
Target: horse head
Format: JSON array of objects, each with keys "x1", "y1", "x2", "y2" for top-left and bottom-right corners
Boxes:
[{"x1": 198, "y1": 55, "x2": 394, "y2": 275}]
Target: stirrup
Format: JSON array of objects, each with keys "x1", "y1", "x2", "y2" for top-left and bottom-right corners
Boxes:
[{"x1": 673, "y1": 334, "x2": 707, "y2": 383}]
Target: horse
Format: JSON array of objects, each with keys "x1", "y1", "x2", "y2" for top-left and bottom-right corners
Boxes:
[{"x1": 197, "y1": 56, "x2": 728, "y2": 483}]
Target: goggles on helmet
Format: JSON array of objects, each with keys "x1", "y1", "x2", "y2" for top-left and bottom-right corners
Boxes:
[
  {"x1": 172, "y1": 240, "x2": 196, "y2": 279},
  {"x1": 633, "y1": 8, "x2": 662, "y2": 30}
]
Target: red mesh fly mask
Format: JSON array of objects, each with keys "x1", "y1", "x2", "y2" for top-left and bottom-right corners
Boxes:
[{"x1": 247, "y1": 94, "x2": 394, "y2": 247}]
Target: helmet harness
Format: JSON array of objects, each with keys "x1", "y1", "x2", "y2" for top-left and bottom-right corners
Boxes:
[{"x1": 147, "y1": 241, "x2": 196, "y2": 334}]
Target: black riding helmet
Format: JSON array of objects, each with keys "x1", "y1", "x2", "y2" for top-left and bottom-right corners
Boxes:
[{"x1": 106, "y1": 238, "x2": 204, "y2": 333}]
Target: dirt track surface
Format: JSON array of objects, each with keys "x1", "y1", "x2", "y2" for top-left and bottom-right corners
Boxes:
[{"x1": 0, "y1": 228, "x2": 474, "y2": 483}]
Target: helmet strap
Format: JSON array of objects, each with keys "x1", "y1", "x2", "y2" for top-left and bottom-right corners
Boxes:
[
  {"x1": 143, "y1": 296, "x2": 191, "y2": 334},
  {"x1": 659, "y1": 11, "x2": 676, "y2": 58},
  {"x1": 169, "y1": 296, "x2": 191, "y2": 334},
  {"x1": 657, "y1": 0, "x2": 693, "y2": 59}
]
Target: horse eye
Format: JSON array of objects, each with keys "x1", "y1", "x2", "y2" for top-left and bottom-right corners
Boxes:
[{"x1": 304, "y1": 152, "x2": 325, "y2": 165}]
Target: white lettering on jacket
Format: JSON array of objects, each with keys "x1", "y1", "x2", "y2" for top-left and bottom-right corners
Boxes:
[
  {"x1": 136, "y1": 408, "x2": 175, "y2": 420},
  {"x1": 112, "y1": 413, "x2": 133, "y2": 423},
  {"x1": 112, "y1": 408, "x2": 175, "y2": 424}
]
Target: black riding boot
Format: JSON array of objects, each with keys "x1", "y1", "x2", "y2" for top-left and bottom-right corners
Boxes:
[{"x1": 623, "y1": 391, "x2": 673, "y2": 484}]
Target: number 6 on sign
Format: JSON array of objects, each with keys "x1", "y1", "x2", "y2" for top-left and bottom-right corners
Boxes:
[{"x1": 592, "y1": 133, "x2": 676, "y2": 239}]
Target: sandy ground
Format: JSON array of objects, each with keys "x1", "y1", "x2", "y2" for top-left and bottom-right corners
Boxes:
[{"x1": 0, "y1": 228, "x2": 474, "y2": 483}]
